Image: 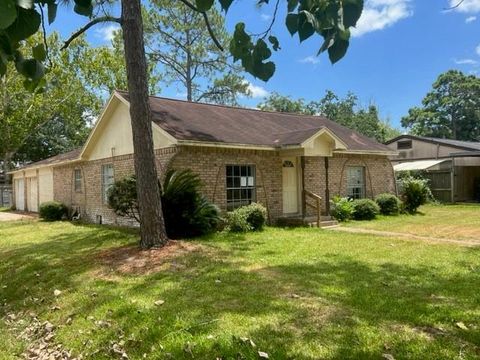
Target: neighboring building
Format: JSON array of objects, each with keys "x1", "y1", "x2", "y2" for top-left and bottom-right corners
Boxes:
[
  {"x1": 9, "y1": 91, "x2": 396, "y2": 224},
  {"x1": 386, "y1": 135, "x2": 480, "y2": 202}
]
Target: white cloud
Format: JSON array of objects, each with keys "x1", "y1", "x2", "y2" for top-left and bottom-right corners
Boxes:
[
  {"x1": 245, "y1": 82, "x2": 269, "y2": 98},
  {"x1": 476, "y1": 44, "x2": 480, "y2": 56},
  {"x1": 260, "y1": 13, "x2": 272, "y2": 21},
  {"x1": 299, "y1": 55, "x2": 320, "y2": 65},
  {"x1": 448, "y1": 0, "x2": 480, "y2": 13},
  {"x1": 94, "y1": 24, "x2": 120, "y2": 42},
  {"x1": 465, "y1": 15, "x2": 477, "y2": 22},
  {"x1": 454, "y1": 58, "x2": 478, "y2": 65},
  {"x1": 351, "y1": 0, "x2": 413, "y2": 37}
]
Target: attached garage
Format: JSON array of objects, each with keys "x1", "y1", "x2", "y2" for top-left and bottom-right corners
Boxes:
[
  {"x1": 11, "y1": 167, "x2": 54, "y2": 212},
  {"x1": 14, "y1": 178, "x2": 25, "y2": 211}
]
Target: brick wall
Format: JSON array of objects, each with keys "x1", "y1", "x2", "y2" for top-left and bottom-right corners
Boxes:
[
  {"x1": 53, "y1": 145, "x2": 395, "y2": 225},
  {"x1": 170, "y1": 146, "x2": 283, "y2": 222},
  {"x1": 53, "y1": 147, "x2": 177, "y2": 225},
  {"x1": 303, "y1": 153, "x2": 396, "y2": 215}
]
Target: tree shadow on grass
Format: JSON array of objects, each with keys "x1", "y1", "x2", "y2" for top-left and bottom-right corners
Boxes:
[{"x1": 1, "y1": 223, "x2": 479, "y2": 359}]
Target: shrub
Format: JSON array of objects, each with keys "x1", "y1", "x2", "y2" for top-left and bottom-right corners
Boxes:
[
  {"x1": 352, "y1": 199, "x2": 379, "y2": 220},
  {"x1": 375, "y1": 193, "x2": 402, "y2": 215},
  {"x1": 226, "y1": 203, "x2": 268, "y2": 232},
  {"x1": 330, "y1": 196, "x2": 354, "y2": 221},
  {"x1": 39, "y1": 201, "x2": 67, "y2": 221},
  {"x1": 162, "y1": 169, "x2": 220, "y2": 238},
  {"x1": 401, "y1": 177, "x2": 432, "y2": 213},
  {"x1": 225, "y1": 208, "x2": 251, "y2": 232},
  {"x1": 107, "y1": 176, "x2": 139, "y2": 222},
  {"x1": 108, "y1": 171, "x2": 220, "y2": 238}
]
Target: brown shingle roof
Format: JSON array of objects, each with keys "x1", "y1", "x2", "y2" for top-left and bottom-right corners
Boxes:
[
  {"x1": 117, "y1": 91, "x2": 391, "y2": 153},
  {"x1": 9, "y1": 148, "x2": 81, "y2": 173}
]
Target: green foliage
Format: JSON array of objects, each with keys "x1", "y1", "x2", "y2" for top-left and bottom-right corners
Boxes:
[
  {"x1": 107, "y1": 175, "x2": 139, "y2": 223},
  {"x1": 258, "y1": 90, "x2": 400, "y2": 143},
  {"x1": 225, "y1": 203, "x2": 268, "y2": 232},
  {"x1": 352, "y1": 199, "x2": 379, "y2": 220},
  {"x1": 401, "y1": 177, "x2": 432, "y2": 214},
  {"x1": 401, "y1": 70, "x2": 480, "y2": 141},
  {"x1": 108, "y1": 171, "x2": 220, "y2": 238},
  {"x1": 330, "y1": 196, "x2": 354, "y2": 222},
  {"x1": 162, "y1": 169, "x2": 220, "y2": 239},
  {"x1": 143, "y1": 0, "x2": 249, "y2": 104},
  {"x1": 1, "y1": 32, "x2": 116, "y2": 167},
  {"x1": 1, "y1": 0, "x2": 363, "y2": 88},
  {"x1": 375, "y1": 193, "x2": 402, "y2": 215},
  {"x1": 38, "y1": 201, "x2": 67, "y2": 221}
]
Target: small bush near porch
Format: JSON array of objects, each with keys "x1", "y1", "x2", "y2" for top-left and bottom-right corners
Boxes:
[{"x1": 0, "y1": 220, "x2": 479, "y2": 359}]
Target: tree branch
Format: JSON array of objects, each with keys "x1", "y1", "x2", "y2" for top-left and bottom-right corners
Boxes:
[
  {"x1": 444, "y1": 0, "x2": 465, "y2": 10},
  {"x1": 61, "y1": 16, "x2": 122, "y2": 50},
  {"x1": 176, "y1": 0, "x2": 224, "y2": 51},
  {"x1": 252, "y1": 0, "x2": 279, "y2": 39}
]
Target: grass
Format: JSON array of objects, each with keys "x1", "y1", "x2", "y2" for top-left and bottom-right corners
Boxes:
[
  {"x1": 344, "y1": 203, "x2": 480, "y2": 241},
  {"x1": 0, "y1": 220, "x2": 479, "y2": 359}
]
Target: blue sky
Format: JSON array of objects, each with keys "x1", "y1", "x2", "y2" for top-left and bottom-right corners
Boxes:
[{"x1": 47, "y1": 0, "x2": 480, "y2": 129}]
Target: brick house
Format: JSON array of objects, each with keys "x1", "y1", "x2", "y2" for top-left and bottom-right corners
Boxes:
[{"x1": 10, "y1": 91, "x2": 397, "y2": 225}]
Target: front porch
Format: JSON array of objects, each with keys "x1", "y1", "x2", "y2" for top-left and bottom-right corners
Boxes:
[{"x1": 278, "y1": 128, "x2": 347, "y2": 227}]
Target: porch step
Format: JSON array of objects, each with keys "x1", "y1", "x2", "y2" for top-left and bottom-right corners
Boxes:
[
  {"x1": 277, "y1": 216, "x2": 338, "y2": 228},
  {"x1": 308, "y1": 220, "x2": 339, "y2": 228}
]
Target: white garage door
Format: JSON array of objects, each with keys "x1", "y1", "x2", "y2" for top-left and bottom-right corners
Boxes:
[
  {"x1": 15, "y1": 179, "x2": 25, "y2": 211},
  {"x1": 27, "y1": 177, "x2": 38, "y2": 212}
]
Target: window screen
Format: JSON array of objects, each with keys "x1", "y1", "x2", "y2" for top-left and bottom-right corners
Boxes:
[
  {"x1": 74, "y1": 169, "x2": 82, "y2": 192},
  {"x1": 397, "y1": 140, "x2": 412, "y2": 150},
  {"x1": 226, "y1": 165, "x2": 256, "y2": 210},
  {"x1": 347, "y1": 166, "x2": 365, "y2": 199},
  {"x1": 101, "y1": 164, "x2": 114, "y2": 203}
]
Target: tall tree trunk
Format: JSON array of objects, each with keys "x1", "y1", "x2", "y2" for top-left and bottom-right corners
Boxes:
[
  {"x1": 121, "y1": 0, "x2": 168, "y2": 249},
  {"x1": 186, "y1": 29, "x2": 192, "y2": 102}
]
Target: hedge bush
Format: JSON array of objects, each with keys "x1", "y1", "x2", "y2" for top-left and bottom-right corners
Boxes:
[
  {"x1": 39, "y1": 201, "x2": 67, "y2": 221},
  {"x1": 226, "y1": 203, "x2": 267, "y2": 232},
  {"x1": 401, "y1": 177, "x2": 432, "y2": 213},
  {"x1": 330, "y1": 196, "x2": 354, "y2": 222},
  {"x1": 107, "y1": 171, "x2": 220, "y2": 238},
  {"x1": 352, "y1": 199, "x2": 379, "y2": 220},
  {"x1": 375, "y1": 193, "x2": 402, "y2": 215}
]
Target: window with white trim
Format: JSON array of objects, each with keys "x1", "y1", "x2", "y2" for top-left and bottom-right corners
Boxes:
[
  {"x1": 347, "y1": 166, "x2": 365, "y2": 199},
  {"x1": 226, "y1": 165, "x2": 256, "y2": 210},
  {"x1": 74, "y1": 169, "x2": 82, "y2": 192},
  {"x1": 101, "y1": 164, "x2": 114, "y2": 204}
]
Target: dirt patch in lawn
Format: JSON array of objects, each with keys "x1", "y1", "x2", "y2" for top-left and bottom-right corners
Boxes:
[{"x1": 96, "y1": 240, "x2": 203, "y2": 275}]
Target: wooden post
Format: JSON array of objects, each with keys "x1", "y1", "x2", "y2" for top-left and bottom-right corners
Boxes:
[
  {"x1": 450, "y1": 157, "x2": 455, "y2": 203},
  {"x1": 301, "y1": 156, "x2": 306, "y2": 220},
  {"x1": 324, "y1": 157, "x2": 330, "y2": 215}
]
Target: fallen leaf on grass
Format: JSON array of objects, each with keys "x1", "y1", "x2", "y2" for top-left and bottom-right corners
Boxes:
[
  {"x1": 382, "y1": 354, "x2": 395, "y2": 360},
  {"x1": 456, "y1": 322, "x2": 468, "y2": 330},
  {"x1": 258, "y1": 351, "x2": 269, "y2": 358},
  {"x1": 53, "y1": 289, "x2": 62, "y2": 297},
  {"x1": 154, "y1": 300, "x2": 165, "y2": 306}
]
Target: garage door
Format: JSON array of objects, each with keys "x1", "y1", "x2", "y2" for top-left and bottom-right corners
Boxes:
[
  {"x1": 27, "y1": 177, "x2": 38, "y2": 212},
  {"x1": 15, "y1": 179, "x2": 25, "y2": 211}
]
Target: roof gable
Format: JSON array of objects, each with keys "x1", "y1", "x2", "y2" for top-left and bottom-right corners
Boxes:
[{"x1": 117, "y1": 91, "x2": 392, "y2": 153}]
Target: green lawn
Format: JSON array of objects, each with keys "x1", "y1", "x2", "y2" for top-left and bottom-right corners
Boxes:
[
  {"x1": 344, "y1": 203, "x2": 480, "y2": 242},
  {"x1": 0, "y1": 220, "x2": 479, "y2": 359}
]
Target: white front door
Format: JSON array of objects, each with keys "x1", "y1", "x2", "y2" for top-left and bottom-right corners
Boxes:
[
  {"x1": 15, "y1": 179, "x2": 25, "y2": 211},
  {"x1": 28, "y1": 177, "x2": 38, "y2": 212},
  {"x1": 282, "y1": 157, "x2": 299, "y2": 214}
]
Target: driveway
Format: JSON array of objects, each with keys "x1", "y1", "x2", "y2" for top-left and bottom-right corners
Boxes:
[{"x1": 0, "y1": 212, "x2": 36, "y2": 221}]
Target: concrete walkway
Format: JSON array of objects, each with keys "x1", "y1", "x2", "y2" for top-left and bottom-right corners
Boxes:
[
  {"x1": 329, "y1": 226, "x2": 480, "y2": 247},
  {"x1": 0, "y1": 211, "x2": 37, "y2": 222}
]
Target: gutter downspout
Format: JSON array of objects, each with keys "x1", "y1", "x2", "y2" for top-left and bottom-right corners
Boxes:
[{"x1": 325, "y1": 157, "x2": 330, "y2": 215}]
